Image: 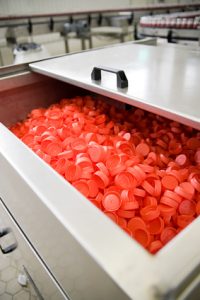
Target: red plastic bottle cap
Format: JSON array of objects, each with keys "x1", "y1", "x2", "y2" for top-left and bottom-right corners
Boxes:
[
  {"x1": 88, "y1": 198, "x2": 102, "y2": 210},
  {"x1": 121, "y1": 201, "x2": 139, "y2": 210},
  {"x1": 106, "y1": 154, "x2": 121, "y2": 170},
  {"x1": 148, "y1": 217, "x2": 164, "y2": 235},
  {"x1": 95, "y1": 114, "x2": 106, "y2": 125},
  {"x1": 104, "y1": 211, "x2": 118, "y2": 223},
  {"x1": 96, "y1": 162, "x2": 109, "y2": 177},
  {"x1": 177, "y1": 215, "x2": 195, "y2": 228},
  {"x1": 133, "y1": 188, "x2": 146, "y2": 197},
  {"x1": 102, "y1": 192, "x2": 122, "y2": 212},
  {"x1": 141, "y1": 181, "x2": 155, "y2": 196},
  {"x1": 169, "y1": 140, "x2": 182, "y2": 155},
  {"x1": 87, "y1": 179, "x2": 99, "y2": 198},
  {"x1": 196, "y1": 201, "x2": 200, "y2": 215},
  {"x1": 149, "y1": 240, "x2": 163, "y2": 254},
  {"x1": 125, "y1": 158, "x2": 140, "y2": 168},
  {"x1": 133, "y1": 228, "x2": 150, "y2": 248},
  {"x1": 161, "y1": 175, "x2": 178, "y2": 190},
  {"x1": 55, "y1": 158, "x2": 71, "y2": 175},
  {"x1": 160, "y1": 227, "x2": 177, "y2": 245},
  {"x1": 42, "y1": 153, "x2": 51, "y2": 164},
  {"x1": 146, "y1": 152, "x2": 157, "y2": 163},
  {"x1": 93, "y1": 171, "x2": 109, "y2": 189},
  {"x1": 84, "y1": 132, "x2": 98, "y2": 143},
  {"x1": 139, "y1": 164, "x2": 155, "y2": 173},
  {"x1": 194, "y1": 150, "x2": 200, "y2": 164},
  {"x1": 117, "y1": 142, "x2": 135, "y2": 156},
  {"x1": 76, "y1": 157, "x2": 93, "y2": 169},
  {"x1": 45, "y1": 109, "x2": 62, "y2": 120},
  {"x1": 115, "y1": 172, "x2": 136, "y2": 190},
  {"x1": 96, "y1": 192, "x2": 103, "y2": 203},
  {"x1": 123, "y1": 132, "x2": 131, "y2": 141},
  {"x1": 174, "y1": 186, "x2": 192, "y2": 200},
  {"x1": 88, "y1": 144, "x2": 105, "y2": 162},
  {"x1": 35, "y1": 149, "x2": 44, "y2": 159},
  {"x1": 32, "y1": 125, "x2": 47, "y2": 136},
  {"x1": 144, "y1": 196, "x2": 157, "y2": 207},
  {"x1": 158, "y1": 204, "x2": 176, "y2": 217},
  {"x1": 163, "y1": 190, "x2": 182, "y2": 203},
  {"x1": 190, "y1": 176, "x2": 200, "y2": 192},
  {"x1": 133, "y1": 165, "x2": 146, "y2": 181},
  {"x1": 186, "y1": 137, "x2": 200, "y2": 150},
  {"x1": 22, "y1": 134, "x2": 35, "y2": 145},
  {"x1": 45, "y1": 142, "x2": 62, "y2": 156},
  {"x1": 73, "y1": 180, "x2": 89, "y2": 197},
  {"x1": 136, "y1": 143, "x2": 150, "y2": 157},
  {"x1": 178, "y1": 200, "x2": 196, "y2": 216},
  {"x1": 156, "y1": 139, "x2": 167, "y2": 149},
  {"x1": 127, "y1": 167, "x2": 142, "y2": 185},
  {"x1": 175, "y1": 154, "x2": 188, "y2": 167},
  {"x1": 57, "y1": 150, "x2": 74, "y2": 159},
  {"x1": 117, "y1": 210, "x2": 136, "y2": 219},
  {"x1": 47, "y1": 126, "x2": 58, "y2": 135},
  {"x1": 121, "y1": 190, "x2": 130, "y2": 203},
  {"x1": 111, "y1": 165, "x2": 127, "y2": 177},
  {"x1": 57, "y1": 127, "x2": 69, "y2": 140},
  {"x1": 65, "y1": 164, "x2": 82, "y2": 182},
  {"x1": 154, "y1": 180, "x2": 161, "y2": 197},
  {"x1": 76, "y1": 153, "x2": 88, "y2": 159},
  {"x1": 41, "y1": 136, "x2": 58, "y2": 151},
  {"x1": 180, "y1": 182, "x2": 195, "y2": 196},
  {"x1": 81, "y1": 169, "x2": 92, "y2": 180},
  {"x1": 160, "y1": 196, "x2": 179, "y2": 208},
  {"x1": 163, "y1": 215, "x2": 172, "y2": 226},
  {"x1": 159, "y1": 154, "x2": 170, "y2": 165},
  {"x1": 127, "y1": 217, "x2": 146, "y2": 233},
  {"x1": 30, "y1": 108, "x2": 44, "y2": 118},
  {"x1": 62, "y1": 136, "x2": 75, "y2": 149},
  {"x1": 122, "y1": 227, "x2": 133, "y2": 237},
  {"x1": 178, "y1": 169, "x2": 189, "y2": 182},
  {"x1": 140, "y1": 206, "x2": 160, "y2": 222},
  {"x1": 71, "y1": 138, "x2": 87, "y2": 153},
  {"x1": 107, "y1": 185, "x2": 122, "y2": 194},
  {"x1": 118, "y1": 217, "x2": 127, "y2": 228},
  {"x1": 72, "y1": 122, "x2": 81, "y2": 134},
  {"x1": 122, "y1": 189, "x2": 136, "y2": 203}
]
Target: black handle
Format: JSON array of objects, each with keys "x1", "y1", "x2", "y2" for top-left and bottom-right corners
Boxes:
[
  {"x1": 0, "y1": 227, "x2": 17, "y2": 254},
  {"x1": 0, "y1": 227, "x2": 10, "y2": 238},
  {"x1": 49, "y1": 17, "x2": 54, "y2": 32},
  {"x1": 1, "y1": 242, "x2": 17, "y2": 254},
  {"x1": 91, "y1": 66, "x2": 128, "y2": 89},
  {"x1": 28, "y1": 19, "x2": 32, "y2": 34}
]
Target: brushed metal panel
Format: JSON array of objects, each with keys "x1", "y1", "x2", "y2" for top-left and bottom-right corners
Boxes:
[{"x1": 30, "y1": 43, "x2": 200, "y2": 130}]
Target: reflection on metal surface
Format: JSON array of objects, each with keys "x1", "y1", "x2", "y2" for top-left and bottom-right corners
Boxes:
[{"x1": 30, "y1": 43, "x2": 200, "y2": 129}]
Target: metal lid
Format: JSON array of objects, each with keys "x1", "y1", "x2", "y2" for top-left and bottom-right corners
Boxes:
[{"x1": 30, "y1": 43, "x2": 200, "y2": 129}]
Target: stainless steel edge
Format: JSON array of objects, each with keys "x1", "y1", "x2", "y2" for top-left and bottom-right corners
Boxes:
[
  {"x1": 2, "y1": 124, "x2": 200, "y2": 299},
  {"x1": 0, "y1": 123, "x2": 157, "y2": 300}
]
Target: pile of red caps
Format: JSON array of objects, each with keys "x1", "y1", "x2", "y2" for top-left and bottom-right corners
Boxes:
[{"x1": 10, "y1": 96, "x2": 200, "y2": 254}]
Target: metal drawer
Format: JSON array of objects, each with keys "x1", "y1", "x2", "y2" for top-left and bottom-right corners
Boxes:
[{"x1": 0, "y1": 198, "x2": 67, "y2": 300}]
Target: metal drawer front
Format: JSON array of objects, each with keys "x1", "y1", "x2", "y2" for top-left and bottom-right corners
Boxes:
[{"x1": 0, "y1": 198, "x2": 67, "y2": 300}]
